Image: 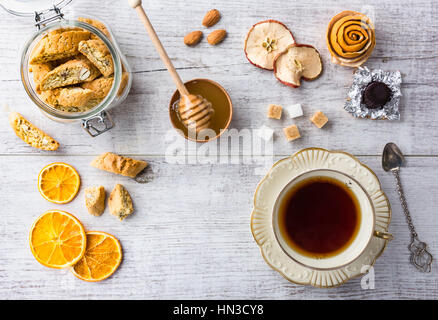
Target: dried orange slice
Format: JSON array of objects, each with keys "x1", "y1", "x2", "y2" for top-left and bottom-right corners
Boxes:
[
  {"x1": 38, "y1": 162, "x2": 80, "y2": 204},
  {"x1": 29, "y1": 210, "x2": 87, "y2": 269},
  {"x1": 326, "y1": 11, "x2": 375, "y2": 67},
  {"x1": 72, "y1": 231, "x2": 122, "y2": 282}
]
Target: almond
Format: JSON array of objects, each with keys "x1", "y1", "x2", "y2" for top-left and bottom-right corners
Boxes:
[
  {"x1": 207, "y1": 29, "x2": 227, "y2": 46},
  {"x1": 184, "y1": 31, "x2": 203, "y2": 46},
  {"x1": 202, "y1": 9, "x2": 221, "y2": 28}
]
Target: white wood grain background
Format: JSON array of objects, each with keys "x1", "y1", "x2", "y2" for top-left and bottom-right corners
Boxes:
[{"x1": 0, "y1": 0, "x2": 437, "y2": 299}]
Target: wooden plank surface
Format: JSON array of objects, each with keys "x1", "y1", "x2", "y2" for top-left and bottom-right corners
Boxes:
[
  {"x1": 0, "y1": 156, "x2": 437, "y2": 299},
  {"x1": 0, "y1": 0, "x2": 437, "y2": 299}
]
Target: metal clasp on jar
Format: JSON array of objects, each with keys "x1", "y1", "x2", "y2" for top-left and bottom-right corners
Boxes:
[
  {"x1": 34, "y1": 5, "x2": 66, "y2": 29},
  {"x1": 82, "y1": 111, "x2": 114, "y2": 137}
]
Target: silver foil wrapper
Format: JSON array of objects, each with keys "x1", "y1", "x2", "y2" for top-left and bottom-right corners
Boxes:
[{"x1": 345, "y1": 67, "x2": 402, "y2": 120}]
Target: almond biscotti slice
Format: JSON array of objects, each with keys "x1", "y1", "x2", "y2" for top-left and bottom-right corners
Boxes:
[
  {"x1": 40, "y1": 58, "x2": 100, "y2": 90},
  {"x1": 9, "y1": 112, "x2": 59, "y2": 151},
  {"x1": 40, "y1": 87, "x2": 95, "y2": 112},
  {"x1": 117, "y1": 72, "x2": 129, "y2": 97},
  {"x1": 91, "y1": 152, "x2": 148, "y2": 178},
  {"x1": 47, "y1": 27, "x2": 83, "y2": 36},
  {"x1": 85, "y1": 186, "x2": 106, "y2": 216},
  {"x1": 81, "y1": 99, "x2": 101, "y2": 111},
  {"x1": 30, "y1": 62, "x2": 54, "y2": 93},
  {"x1": 81, "y1": 73, "x2": 128, "y2": 102},
  {"x1": 78, "y1": 17, "x2": 111, "y2": 38},
  {"x1": 30, "y1": 30, "x2": 91, "y2": 64},
  {"x1": 82, "y1": 76, "x2": 114, "y2": 99},
  {"x1": 108, "y1": 184, "x2": 134, "y2": 221},
  {"x1": 78, "y1": 40, "x2": 114, "y2": 77},
  {"x1": 81, "y1": 76, "x2": 114, "y2": 109},
  {"x1": 51, "y1": 56, "x2": 77, "y2": 68}
]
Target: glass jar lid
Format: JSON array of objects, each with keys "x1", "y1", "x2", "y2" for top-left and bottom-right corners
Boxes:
[{"x1": 0, "y1": 0, "x2": 72, "y2": 17}]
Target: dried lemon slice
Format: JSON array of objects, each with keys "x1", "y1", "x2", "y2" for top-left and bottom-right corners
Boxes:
[
  {"x1": 29, "y1": 210, "x2": 87, "y2": 269},
  {"x1": 38, "y1": 162, "x2": 81, "y2": 204},
  {"x1": 72, "y1": 231, "x2": 123, "y2": 282}
]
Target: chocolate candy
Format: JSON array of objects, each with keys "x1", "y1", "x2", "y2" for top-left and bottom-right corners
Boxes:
[{"x1": 362, "y1": 81, "x2": 392, "y2": 109}]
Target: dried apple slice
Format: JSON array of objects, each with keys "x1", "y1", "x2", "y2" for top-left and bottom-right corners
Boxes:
[
  {"x1": 273, "y1": 44, "x2": 323, "y2": 88},
  {"x1": 244, "y1": 20, "x2": 295, "y2": 70}
]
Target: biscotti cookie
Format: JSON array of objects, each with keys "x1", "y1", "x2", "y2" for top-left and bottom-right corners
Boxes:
[
  {"x1": 47, "y1": 27, "x2": 83, "y2": 36},
  {"x1": 78, "y1": 40, "x2": 114, "y2": 77},
  {"x1": 51, "y1": 56, "x2": 76, "y2": 68},
  {"x1": 82, "y1": 71, "x2": 128, "y2": 100},
  {"x1": 81, "y1": 99, "x2": 101, "y2": 111},
  {"x1": 108, "y1": 184, "x2": 134, "y2": 221},
  {"x1": 81, "y1": 76, "x2": 114, "y2": 108},
  {"x1": 91, "y1": 152, "x2": 148, "y2": 178},
  {"x1": 78, "y1": 17, "x2": 111, "y2": 38},
  {"x1": 40, "y1": 57, "x2": 100, "y2": 90},
  {"x1": 30, "y1": 62, "x2": 54, "y2": 93},
  {"x1": 85, "y1": 186, "x2": 106, "y2": 216},
  {"x1": 82, "y1": 76, "x2": 114, "y2": 99},
  {"x1": 9, "y1": 112, "x2": 59, "y2": 151},
  {"x1": 117, "y1": 72, "x2": 129, "y2": 97},
  {"x1": 30, "y1": 30, "x2": 91, "y2": 64},
  {"x1": 40, "y1": 87, "x2": 94, "y2": 112}
]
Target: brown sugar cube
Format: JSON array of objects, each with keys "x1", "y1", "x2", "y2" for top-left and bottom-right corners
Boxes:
[
  {"x1": 267, "y1": 104, "x2": 282, "y2": 119},
  {"x1": 310, "y1": 111, "x2": 328, "y2": 128},
  {"x1": 283, "y1": 125, "x2": 301, "y2": 142}
]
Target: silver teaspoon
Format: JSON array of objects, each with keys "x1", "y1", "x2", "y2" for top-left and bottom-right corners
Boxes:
[{"x1": 383, "y1": 143, "x2": 433, "y2": 272}]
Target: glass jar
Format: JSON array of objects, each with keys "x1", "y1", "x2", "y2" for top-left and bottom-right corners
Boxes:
[{"x1": 0, "y1": 0, "x2": 132, "y2": 136}]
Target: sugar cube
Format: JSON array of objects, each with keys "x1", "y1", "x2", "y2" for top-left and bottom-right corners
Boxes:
[
  {"x1": 310, "y1": 111, "x2": 328, "y2": 128},
  {"x1": 257, "y1": 125, "x2": 274, "y2": 141},
  {"x1": 283, "y1": 125, "x2": 301, "y2": 142},
  {"x1": 267, "y1": 104, "x2": 282, "y2": 119},
  {"x1": 286, "y1": 103, "x2": 304, "y2": 119}
]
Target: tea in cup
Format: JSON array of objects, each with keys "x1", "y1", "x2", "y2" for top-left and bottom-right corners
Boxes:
[{"x1": 273, "y1": 169, "x2": 392, "y2": 270}]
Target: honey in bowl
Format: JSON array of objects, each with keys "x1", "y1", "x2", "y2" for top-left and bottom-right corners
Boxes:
[
  {"x1": 169, "y1": 79, "x2": 232, "y2": 142},
  {"x1": 278, "y1": 176, "x2": 361, "y2": 259}
]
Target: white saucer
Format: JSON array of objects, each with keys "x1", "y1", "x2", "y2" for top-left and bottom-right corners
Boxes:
[{"x1": 251, "y1": 148, "x2": 391, "y2": 288}]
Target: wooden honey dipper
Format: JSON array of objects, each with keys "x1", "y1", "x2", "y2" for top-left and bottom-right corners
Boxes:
[{"x1": 128, "y1": 0, "x2": 214, "y2": 132}]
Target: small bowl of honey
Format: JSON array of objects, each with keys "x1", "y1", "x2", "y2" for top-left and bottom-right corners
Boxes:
[{"x1": 169, "y1": 79, "x2": 233, "y2": 143}]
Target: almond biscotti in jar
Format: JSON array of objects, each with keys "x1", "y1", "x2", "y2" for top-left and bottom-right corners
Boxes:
[{"x1": 1, "y1": 0, "x2": 132, "y2": 136}]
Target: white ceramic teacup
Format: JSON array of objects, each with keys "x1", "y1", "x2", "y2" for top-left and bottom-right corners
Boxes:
[{"x1": 272, "y1": 169, "x2": 392, "y2": 270}]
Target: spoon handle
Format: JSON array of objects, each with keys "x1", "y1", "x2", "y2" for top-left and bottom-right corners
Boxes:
[
  {"x1": 129, "y1": 0, "x2": 189, "y2": 96},
  {"x1": 393, "y1": 169, "x2": 433, "y2": 272}
]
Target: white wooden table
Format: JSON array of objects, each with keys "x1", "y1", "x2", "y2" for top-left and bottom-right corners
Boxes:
[{"x1": 0, "y1": 0, "x2": 437, "y2": 299}]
